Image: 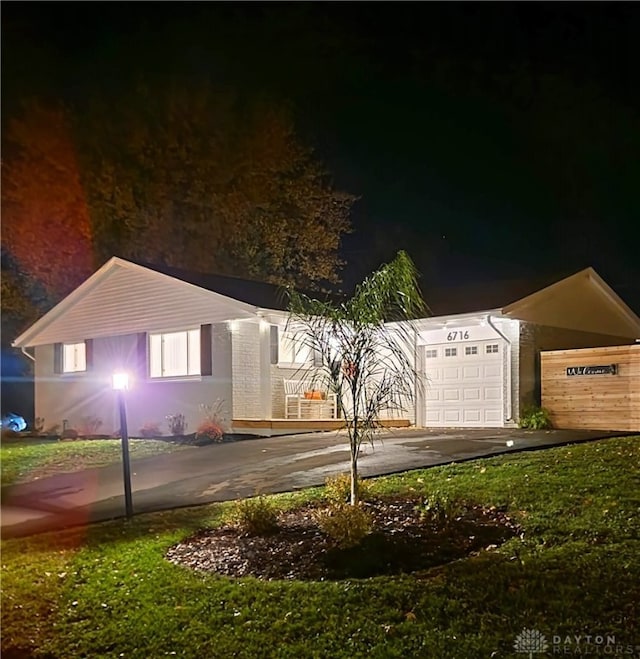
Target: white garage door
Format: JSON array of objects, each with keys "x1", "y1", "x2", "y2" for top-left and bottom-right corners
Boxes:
[{"x1": 424, "y1": 340, "x2": 504, "y2": 427}]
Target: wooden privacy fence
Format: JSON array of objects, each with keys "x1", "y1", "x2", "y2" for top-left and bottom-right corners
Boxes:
[{"x1": 541, "y1": 344, "x2": 639, "y2": 431}]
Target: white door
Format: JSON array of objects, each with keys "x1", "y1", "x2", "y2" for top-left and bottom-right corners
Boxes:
[{"x1": 424, "y1": 340, "x2": 504, "y2": 427}]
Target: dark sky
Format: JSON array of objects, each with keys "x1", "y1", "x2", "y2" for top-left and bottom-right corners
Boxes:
[{"x1": 3, "y1": 2, "x2": 640, "y2": 309}]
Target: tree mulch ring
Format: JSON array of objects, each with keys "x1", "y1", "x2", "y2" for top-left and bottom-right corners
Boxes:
[{"x1": 166, "y1": 497, "x2": 521, "y2": 581}]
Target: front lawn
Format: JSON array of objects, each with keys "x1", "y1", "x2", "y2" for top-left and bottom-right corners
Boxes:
[
  {"x1": 0, "y1": 438, "x2": 191, "y2": 487},
  {"x1": 1, "y1": 436, "x2": 638, "y2": 658}
]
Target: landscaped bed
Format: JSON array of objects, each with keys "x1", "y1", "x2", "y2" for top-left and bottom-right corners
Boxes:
[
  {"x1": 1, "y1": 436, "x2": 638, "y2": 658},
  {"x1": 167, "y1": 497, "x2": 520, "y2": 581}
]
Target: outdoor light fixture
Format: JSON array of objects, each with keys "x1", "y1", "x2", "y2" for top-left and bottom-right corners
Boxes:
[
  {"x1": 112, "y1": 372, "x2": 133, "y2": 518},
  {"x1": 112, "y1": 372, "x2": 129, "y2": 390}
]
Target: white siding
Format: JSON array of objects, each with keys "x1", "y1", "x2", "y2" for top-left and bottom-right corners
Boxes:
[
  {"x1": 24, "y1": 263, "x2": 258, "y2": 346},
  {"x1": 33, "y1": 324, "x2": 233, "y2": 436}
]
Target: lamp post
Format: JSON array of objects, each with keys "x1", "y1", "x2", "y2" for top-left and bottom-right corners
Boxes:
[{"x1": 112, "y1": 372, "x2": 133, "y2": 519}]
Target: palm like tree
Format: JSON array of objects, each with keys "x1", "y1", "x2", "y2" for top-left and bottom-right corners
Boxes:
[{"x1": 288, "y1": 251, "x2": 427, "y2": 504}]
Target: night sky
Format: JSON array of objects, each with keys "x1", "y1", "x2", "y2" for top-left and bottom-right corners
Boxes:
[{"x1": 3, "y1": 2, "x2": 640, "y2": 310}]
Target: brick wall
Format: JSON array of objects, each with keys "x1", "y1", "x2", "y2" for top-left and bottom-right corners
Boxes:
[{"x1": 231, "y1": 321, "x2": 263, "y2": 419}]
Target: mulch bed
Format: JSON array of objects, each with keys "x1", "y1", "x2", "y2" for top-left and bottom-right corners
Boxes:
[{"x1": 166, "y1": 497, "x2": 521, "y2": 581}]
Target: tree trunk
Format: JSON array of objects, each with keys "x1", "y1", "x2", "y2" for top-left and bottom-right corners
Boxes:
[{"x1": 350, "y1": 441, "x2": 359, "y2": 505}]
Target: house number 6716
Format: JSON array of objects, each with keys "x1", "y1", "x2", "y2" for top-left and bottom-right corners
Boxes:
[{"x1": 446, "y1": 330, "x2": 470, "y2": 341}]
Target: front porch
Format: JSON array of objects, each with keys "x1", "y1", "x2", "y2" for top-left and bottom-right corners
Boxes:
[{"x1": 231, "y1": 418, "x2": 412, "y2": 437}]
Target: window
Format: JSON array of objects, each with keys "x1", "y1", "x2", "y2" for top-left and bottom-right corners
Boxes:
[
  {"x1": 465, "y1": 346, "x2": 478, "y2": 356},
  {"x1": 150, "y1": 329, "x2": 200, "y2": 378},
  {"x1": 279, "y1": 331, "x2": 312, "y2": 364},
  {"x1": 63, "y1": 342, "x2": 86, "y2": 373},
  {"x1": 425, "y1": 349, "x2": 438, "y2": 359},
  {"x1": 486, "y1": 344, "x2": 499, "y2": 354},
  {"x1": 444, "y1": 347, "x2": 457, "y2": 357}
]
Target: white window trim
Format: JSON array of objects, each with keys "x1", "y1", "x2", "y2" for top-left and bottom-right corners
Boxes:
[
  {"x1": 63, "y1": 342, "x2": 86, "y2": 373},
  {"x1": 149, "y1": 328, "x2": 201, "y2": 379},
  {"x1": 277, "y1": 331, "x2": 315, "y2": 369}
]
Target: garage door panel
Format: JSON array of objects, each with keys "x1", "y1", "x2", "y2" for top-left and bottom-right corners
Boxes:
[
  {"x1": 463, "y1": 366, "x2": 481, "y2": 379},
  {"x1": 444, "y1": 389, "x2": 460, "y2": 401},
  {"x1": 444, "y1": 409, "x2": 462, "y2": 423},
  {"x1": 484, "y1": 364, "x2": 501, "y2": 378},
  {"x1": 463, "y1": 409, "x2": 481, "y2": 423},
  {"x1": 484, "y1": 409, "x2": 503, "y2": 423},
  {"x1": 425, "y1": 368, "x2": 442, "y2": 383},
  {"x1": 463, "y1": 388, "x2": 481, "y2": 400},
  {"x1": 484, "y1": 387, "x2": 502, "y2": 401},
  {"x1": 425, "y1": 409, "x2": 443, "y2": 423},
  {"x1": 443, "y1": 367, "x2": 460, "y2": 380},
  {"x1": 426, "y1": 388, "x2": 441, "y2": 402}
]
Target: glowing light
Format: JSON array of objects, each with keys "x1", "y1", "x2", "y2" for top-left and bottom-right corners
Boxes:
[{"x1": 112, "y1": 372, "x2": 129, "y2": 391}]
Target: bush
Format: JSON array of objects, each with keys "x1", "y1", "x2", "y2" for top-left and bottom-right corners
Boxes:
[
  {"x1": 518, "y1": 405, "x2": 552, "y2": 430},
  {"x1": 314, "y1": 503, "x2": 373, "y2": 548},
  {"x1": 324, "y1": 472, "x2": 372, "y2": 504},
  {"x1": 195, "y1": 419, "x2": 225, "y2": 443},
  {"x1": 60, "y1": 428, "x2": 79, "y2": 440},
  {"x1": 416, "y1": 491, "x2": 466, "y2": 528},
  {"x1": 166, "y1": 414, "x2": 187, "y2": 436},
  {"x1": 78, "y1": 415, "x2": 103, "y2": 437},
  {"x1": 228, "y1": 496, "x2": 279, "y2": 536},
  {"x1": 139, "y1": 422, "x2": 163, "y2": 438}
]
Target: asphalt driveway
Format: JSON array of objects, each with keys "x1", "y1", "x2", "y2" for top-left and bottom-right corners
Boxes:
[{"x1": 0, "y1": 427, "x2": 626, "y2": 538}]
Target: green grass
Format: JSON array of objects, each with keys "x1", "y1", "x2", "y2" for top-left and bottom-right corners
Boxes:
[
  {"x1": 1, "y1": 438, "x2": 190, "y2": 486},
  {"x1": 2, "y1": 436, "x2": 639, "y2": 658}
]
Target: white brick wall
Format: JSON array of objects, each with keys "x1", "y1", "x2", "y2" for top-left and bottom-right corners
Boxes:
[{"x1": 231, "y1": 321, "x2": 263, "y2": 418}]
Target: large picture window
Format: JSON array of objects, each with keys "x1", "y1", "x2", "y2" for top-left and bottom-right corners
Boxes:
[
  {"x1": 63, "y1": 342, "x2": 86, "y2": 373},
  {"x1": 150, "y1": 329, "x2": 200, "y2": 378}
]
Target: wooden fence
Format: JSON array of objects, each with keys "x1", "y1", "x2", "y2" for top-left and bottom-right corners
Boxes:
[{"x1": 541, "y1": 344, "x2": 639, "y2": 431}]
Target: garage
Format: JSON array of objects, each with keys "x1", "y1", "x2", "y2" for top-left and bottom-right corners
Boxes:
[{"x1": 423, "y1": 338, "x2": 504, "y2": 427}]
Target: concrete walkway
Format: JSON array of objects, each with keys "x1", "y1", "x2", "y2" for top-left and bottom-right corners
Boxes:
[{"x1": 0, "y1": 428, "x2": 627, "y2": 539}]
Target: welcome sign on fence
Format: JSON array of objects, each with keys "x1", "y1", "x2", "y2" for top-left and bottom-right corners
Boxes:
[{"x1": 566, "y1": 364, "x2": 618, "y2": 377}]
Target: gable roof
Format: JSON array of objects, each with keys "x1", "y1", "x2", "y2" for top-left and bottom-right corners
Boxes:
[
  {"x1": 502, "y1": 267, "x2": 640, "y2": 338},
  {"x1": 13, "y1": 259, "x2": 640, "y2": 348},
  {"x1": 12, "y1": 257, "x2": 268, "y2": 347},
  {"x1": 133, "y1": 260, "x2": 291, "y2": 311},
  {"x1": 419, "y1": 272, "x2": 566, "y2": 316}
]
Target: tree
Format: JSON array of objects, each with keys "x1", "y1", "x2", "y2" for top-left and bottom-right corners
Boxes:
[
  {"x1": 1, "y1": 101, "x2": 95, "y2": 303},
  {"x1": 287, "y1": 251, "x2": 427, "y2": 505},
  {"x1": 75, "y1": 83, "x2": 355, "y2": 287}
]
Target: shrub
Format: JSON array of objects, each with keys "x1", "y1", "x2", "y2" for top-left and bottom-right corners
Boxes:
[
  {"x1": 314, "y1": 503, "x2": 373, "y2": 548},
  {"x1": 518, "y1": 405, "x2": 552, "y2": 430},
  {"x1": 78, "y1": 415, "x2": 103, "y2": 437},
  {"x1": 33, "y1": 417, "x2": 46, "y2": 434},
  {"x1": 166, "y1": 414, "x2": 187, "y2": 436},
  {"x1": 416, "y1": 491, "x2": 466, "y2": 528},
  {"x1": 44, "y1": 423, "x2": 60, "y2": 436},
  {"x1": 139, "y1": 422, "x2": 163, "y2": 438},
  {"x1": 195, "y1": 419, "x2": 224, "y2": 443},
  {"x1": 60, "y1": 428, "x2": 79, "y2": 440},
  {"x1": 228, "y1": 496, "x2": 279, "y2": 536},
  {"x1": 324, "y1": 472, "x2": 372, "y2": 504}
]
